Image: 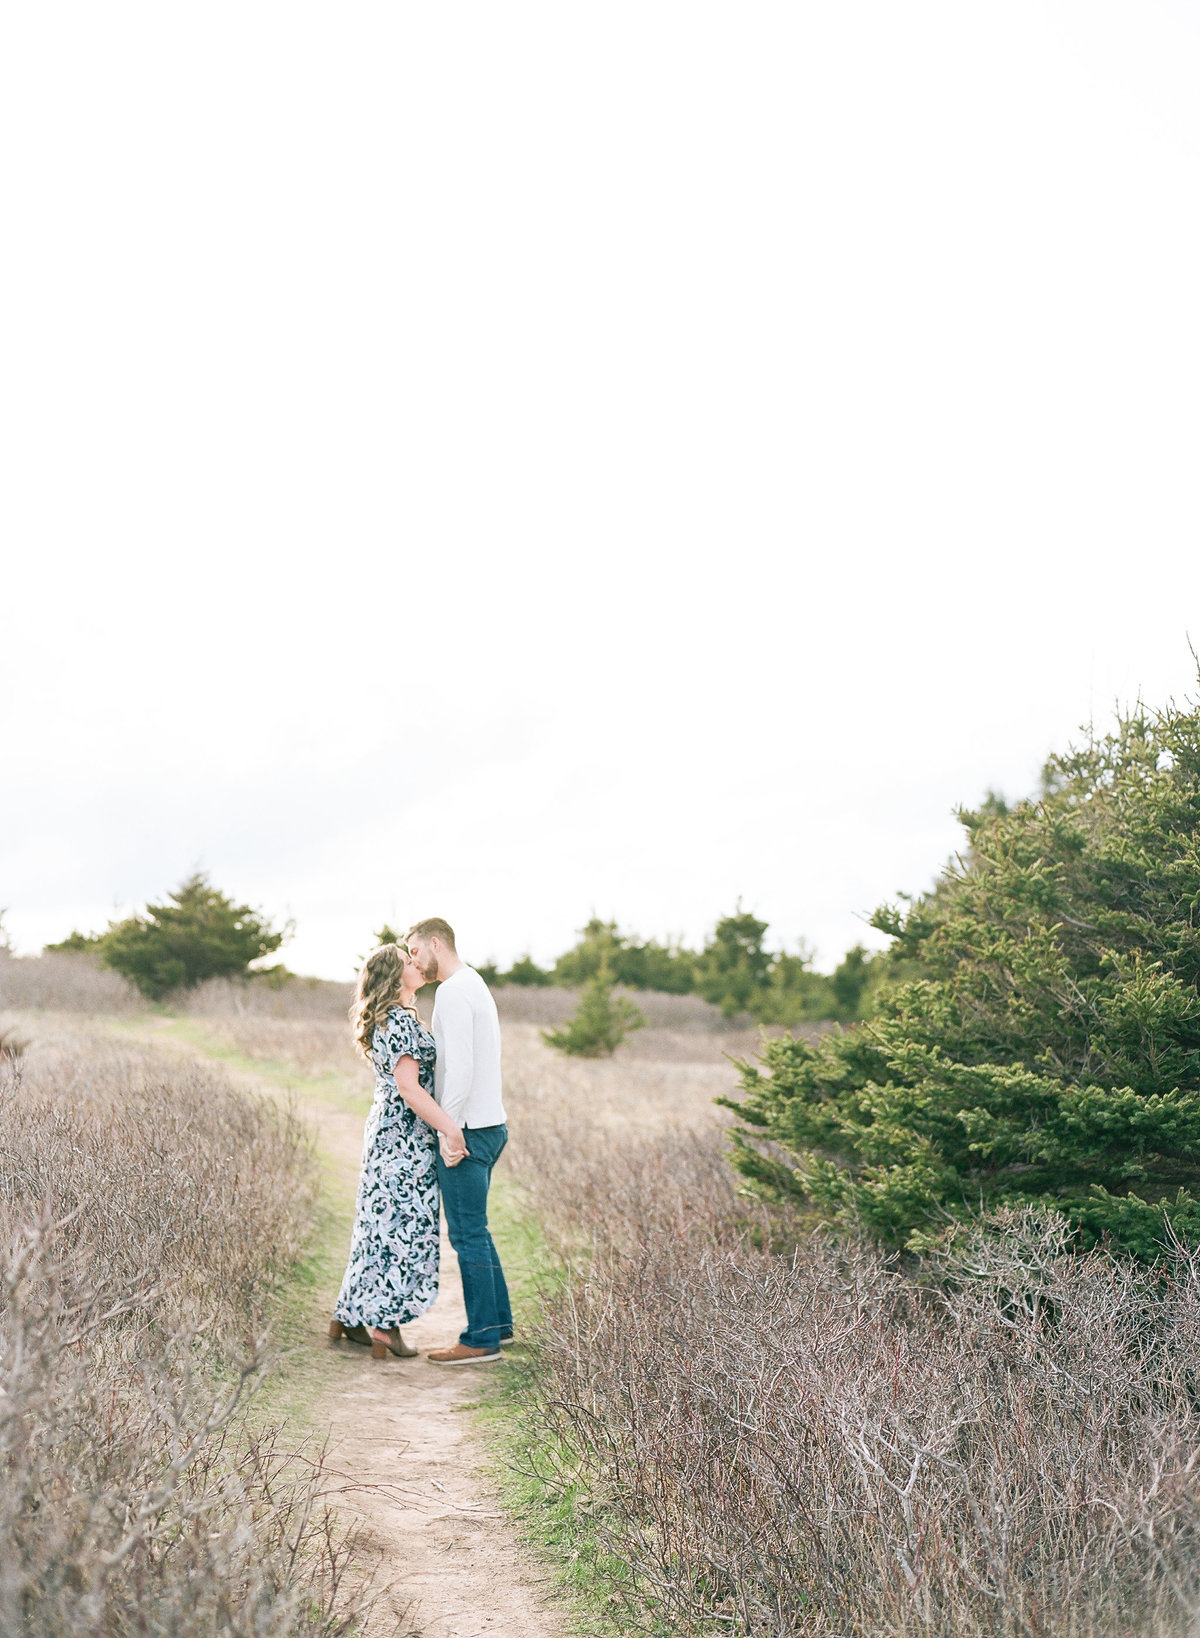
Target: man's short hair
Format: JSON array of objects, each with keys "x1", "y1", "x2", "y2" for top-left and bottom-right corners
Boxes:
[{"x1": 408, "y1": 917, "x2": 457, "y2": 951}]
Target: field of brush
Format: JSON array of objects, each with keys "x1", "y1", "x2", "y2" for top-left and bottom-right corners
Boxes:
[
  {"x1": 0, "y1": 978, "x2": 362, "y2": 1635},
  {"x1": 5, "y1": 950, "x2": 1200, "y2": 1637}
]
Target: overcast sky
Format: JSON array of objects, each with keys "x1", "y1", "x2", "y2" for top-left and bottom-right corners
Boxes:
[{"x1": 3, "y1": 1, "x2": 1199, "y2": 980}]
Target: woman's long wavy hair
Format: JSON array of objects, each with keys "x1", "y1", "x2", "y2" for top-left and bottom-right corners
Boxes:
[{"x1": 349, "y1": 943, "x2": 416, "y2": 1061}]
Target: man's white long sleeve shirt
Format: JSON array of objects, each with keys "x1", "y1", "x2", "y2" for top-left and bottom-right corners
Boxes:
[{"x1": 431, "y1": 967, "x2": 507, "y2": 1129}]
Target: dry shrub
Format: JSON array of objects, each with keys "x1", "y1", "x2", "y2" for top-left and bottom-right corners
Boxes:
[
  {"x1": 503, "y1": 1021, "x2": 741, "y2": 1138},
  {"x1": 176, "y1": 1009, "x2": 753, "y2": 1112},
  {"x1": 619, "y1": 1019, "x2": 832, "y2": 1063},
  {"x1": 0, "y1": 950, "x2": 143, "y2": 1014},
  {"x1": 510, "y1": 1096, "x2": 1200, "y2": 1635},
  {"x1": 181, "y1": 975, "x2": 776, "y2": 1073},
  {"x1": 2, "y1": 1022, "x2": 315, "y2": 1337},
  {"x1": 494, "y1": 985, "x2": 739, "y2": 1031},
  {"x1": 0, "y1": 1021, "x2": 374, "y2": 1636},
  {"x1": 491, "y1": 985, "x2": 579, "y2": 1026},
  {"x1": 182, "y1": 973, "x2": 354, "y2": 1020},
  {"x1": 190, "y1": 1012, "x2": 370, "y2": 1085},
  {"x1": 519, "y1": 1123, "x2": 754, "y2": 1261}
]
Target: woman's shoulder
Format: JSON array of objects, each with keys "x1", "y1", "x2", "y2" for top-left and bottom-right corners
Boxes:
[
  {"x1": 370, "y1": 1006, "x2": 409, "y2": 1044},
  {"x1": 383, "y1": 1005, "x2": 431, "y2": 1040}
]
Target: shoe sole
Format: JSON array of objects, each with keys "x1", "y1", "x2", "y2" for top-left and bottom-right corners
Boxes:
[{"x1": 427, "y1": 1352, "x2": 502, "y2": 1366}]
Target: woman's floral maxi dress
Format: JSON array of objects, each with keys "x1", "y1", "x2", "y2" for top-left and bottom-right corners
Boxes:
[{"x1": 334, "y1": 1006, "x2": 440, "y2": 1329}]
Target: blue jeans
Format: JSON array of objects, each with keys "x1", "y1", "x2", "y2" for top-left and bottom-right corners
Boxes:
[{"x1": 436, "y1": 1123, "x2": 512, "y2": 1350}]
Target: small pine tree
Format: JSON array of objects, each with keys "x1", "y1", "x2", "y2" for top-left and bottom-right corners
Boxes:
[
  {"x1": 695, "y1": 906, "x2": 772, "y2": 1017},
  {"x1": 83, "y1": 873, "x2": 290, "y2": 1000},
  {"x1": 543, "y1": 967, "x2": 645, "y2": 1058}
]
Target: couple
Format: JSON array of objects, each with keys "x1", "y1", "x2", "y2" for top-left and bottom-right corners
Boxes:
[{"x1": 327, "y1": 917, "x2": 512, "y2": 1365}]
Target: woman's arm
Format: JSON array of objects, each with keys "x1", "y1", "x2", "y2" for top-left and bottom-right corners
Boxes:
[{"x1": 393, "y1": 1054, "x2": 468, "y2": 1162}]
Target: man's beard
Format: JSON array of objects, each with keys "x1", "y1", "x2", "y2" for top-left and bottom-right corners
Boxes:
[{"x1": 420, "y1": 955, "x2": 439, "y2": 983}]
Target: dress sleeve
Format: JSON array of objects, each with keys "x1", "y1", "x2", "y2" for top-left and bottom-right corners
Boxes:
[{"x1": 384, "y1": 1008, "x2": 420, "y2": 1066}]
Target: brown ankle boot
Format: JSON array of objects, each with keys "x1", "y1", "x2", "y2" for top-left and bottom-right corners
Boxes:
[
  {"x1": 328, "y1": 1319, "x2": 372, "y2": 1346},
  {"x1": 370, "y1": 1327, "x2": 419, "y2": 1359}
]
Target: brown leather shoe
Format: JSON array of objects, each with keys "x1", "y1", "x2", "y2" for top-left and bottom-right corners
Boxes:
[{"x1": 427, "y1": 1342, "x2": 502, "y2": 1365}]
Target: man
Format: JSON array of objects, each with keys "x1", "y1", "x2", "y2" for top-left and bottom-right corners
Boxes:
[{"x1": 406, "y1": 917, "x2": 512, "y2": 1364}]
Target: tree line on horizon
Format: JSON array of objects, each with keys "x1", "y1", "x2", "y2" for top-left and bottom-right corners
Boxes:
[
  {"x1": 477, "y1": 912, "x2": 884, "y2": 1025},
  {"x1": 41, "y1": 882, "x2": 884, "y2": 1024}
]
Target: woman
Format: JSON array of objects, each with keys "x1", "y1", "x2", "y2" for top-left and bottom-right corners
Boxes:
[{"x1": 329, "y1": 942, "x2": 466, "y2": 1359}]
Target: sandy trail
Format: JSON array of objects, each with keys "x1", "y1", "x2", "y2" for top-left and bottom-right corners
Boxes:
[
  {"x1": 124, "y1": 1021, "x2": 569, "y2": 1638},
  {"x1": 294, "y1": 1088, "x2": 567, "y2": 1638}
]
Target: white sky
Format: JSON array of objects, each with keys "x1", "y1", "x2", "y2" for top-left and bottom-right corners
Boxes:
[{"x1": 3, "y1": 1, "x2": 1199, "y2": 980}]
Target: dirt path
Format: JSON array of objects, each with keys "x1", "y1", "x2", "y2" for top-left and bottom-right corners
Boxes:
[
  {"x1": 124, "y1": 1021, "x2": 569, "y2": 1638},
  {"x1": 288, "y1": 1081, "x2": 567, "y2": 1638}
]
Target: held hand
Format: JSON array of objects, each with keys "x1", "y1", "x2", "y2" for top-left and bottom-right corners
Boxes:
[{"x1": 439, "y1": 1129, "x2": 468, "y2": 1168}]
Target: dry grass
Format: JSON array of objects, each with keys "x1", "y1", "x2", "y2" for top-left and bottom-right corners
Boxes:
[
  {"x1": 0, "y1": 1015, "x2": 375, "y2": 1637},
  {"x1": 503, "y1": 1021, "x2": 739, "y2": 1139},
  {"x1": 496, "y1": 1028, "x2": 1200, "y2": 1637},
  {"x1": 525, "y1": 1204, "x2": 1200, "y2": 1637},
  {"x1": 492, "y1": 986, "x2": 734, "y2": 1031},
  {"x1": 185, "y1": 1001, "x2": 760, "y2": 1111},
  {"x1": 190, "y1": 1011, "x2": 373, "y2": 1085},
  {"x1": 32, "y1": 968, "x2": 1190, "y2": 1635},
  {"x1": 0, "y1": 950, "x2": 144, "y2": 1013},
  {"x1": 182, "y1": 973, "x2": 356, "y2": 1021},
  {"x1": 3, "y1": 1019, "x2": 316, "y2": 1335}
]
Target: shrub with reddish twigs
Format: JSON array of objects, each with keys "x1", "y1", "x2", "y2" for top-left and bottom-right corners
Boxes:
[
  {"x1": 0, "y1": 949, "x2": 143, "y2": 1014},
  {"x1": 0, "y1": 1024, "x2": 377, "y2": 1637},
  {"x1": 511, "y1": 1114, "x2": 1200, "y2": 1637}
]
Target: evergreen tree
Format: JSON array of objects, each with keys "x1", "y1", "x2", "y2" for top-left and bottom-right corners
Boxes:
[
  {"x1": 45, "y1": 928, "x2": 103, "y2": 954},
  {"x1": 829, "y1": 945, "x2": 876, "y2": 1020},
  {"x1": 695, "y1": 907, "x2": 772, "y2": 1017},
  {"x1": 543, "y1": 966, "x2": 645, "y2": 1057},
  {"x1": 626, "y1": 937, "x2": 696, "y2": 994},
  {"x1": 727, "y1": 697, "x2": 1200, "y2": 1260},
  {"x1": 552, "y1": 918, "x2": 695, "y2": 994},
  {"x1": 552, "y1": 918, "x2": 627, "y2": 986},
  {"x1": 65, "y1": 873, "x2": 290, "y2": 1000},
  {"x1": 504, "y1": 954, "x2": 553, "y2": 986},
  {"x1": 753, "y1": 945, "x2": 836, "y2": 1026}
]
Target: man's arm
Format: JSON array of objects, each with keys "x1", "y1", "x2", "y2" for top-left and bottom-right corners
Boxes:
[{"x1": 436, "y1": 984, "x2": 476, "y2": 1127}]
